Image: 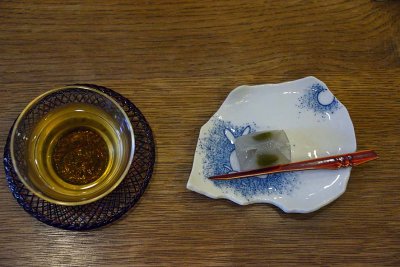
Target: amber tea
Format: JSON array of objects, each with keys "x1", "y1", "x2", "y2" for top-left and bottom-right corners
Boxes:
[{"x1": 26, "y1": 102, "x2": 133, "y2": 202}]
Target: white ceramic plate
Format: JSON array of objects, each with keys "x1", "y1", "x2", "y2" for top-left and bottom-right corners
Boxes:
[{"x1": 187, "y1": 76, "x2": 356, "y2": 213}]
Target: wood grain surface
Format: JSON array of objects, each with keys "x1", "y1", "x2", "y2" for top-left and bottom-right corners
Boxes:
[{"x1": 1, "y1": 1, "x2": 399, "y2": 266}]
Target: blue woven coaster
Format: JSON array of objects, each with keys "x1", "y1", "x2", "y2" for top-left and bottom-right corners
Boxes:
[{"x1": 3, "y1": 84, "x2": 155, "y2": 230}]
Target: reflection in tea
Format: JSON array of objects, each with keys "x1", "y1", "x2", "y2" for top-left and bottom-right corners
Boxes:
[{"x1": 52, "y1": 127, "x2": 109, "y2": 185}]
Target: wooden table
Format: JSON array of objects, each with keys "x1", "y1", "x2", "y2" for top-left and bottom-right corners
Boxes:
[{"x1": 1, "y1": 1, "x2": 399, "y2": 266}]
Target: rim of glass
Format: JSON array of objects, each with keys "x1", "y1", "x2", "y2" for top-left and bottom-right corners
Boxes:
[{"x1": 10, "y1": 85, "x2": 135, "y2": 206}]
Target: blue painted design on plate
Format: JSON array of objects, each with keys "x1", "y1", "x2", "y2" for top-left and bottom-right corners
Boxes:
[
  {"x1": 200, "y1": 119, "x2": 298, "y2": 199},
  {"x1": 297, "y1": 83, "x2": 341, "y2": 118}
]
